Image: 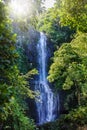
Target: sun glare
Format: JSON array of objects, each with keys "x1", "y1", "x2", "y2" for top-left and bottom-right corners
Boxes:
[
  {"x1": 9, "y1": 0, "x2": 29, "y2": 17},
  {"x1": 9, "y1": 0, "x2": 55, "y2": 18},
  {"x1": 44, "y1": 0, "x2": 55, "y2": 9}
]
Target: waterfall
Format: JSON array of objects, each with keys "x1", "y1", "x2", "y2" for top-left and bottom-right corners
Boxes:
[{"x1": 35, "y1": 32, "x2": 59, "y2": 125}]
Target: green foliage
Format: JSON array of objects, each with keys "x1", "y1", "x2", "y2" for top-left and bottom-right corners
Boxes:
[
  {"x1": 66, "y1": 106, "x2": 87, "y2": 126},
  {"x1": 17, "y1": 47, "x2": 31, "y2": 74},
  {"x1": 4, "y1": 97, "x2": 36, "y2": 130},
  {"x1": 0, "y1": 1, "x2": 36, "y2": 129},
  {"x1": 48, "y1": 33, "x2": 87, "y2": 107},
  {"x1": 38, "y1": 107, "x2": 87, "y2": 130},
  {"x1": 1, "y1": 0, "x2": 87, "y2": 129},
  {"x1": 57, "y1": 0, "x2": 87, "y2": 32},
  {"x1": 37, "y1": 7, "x2": 74, "y2": 45},
  {"x1": 38, "y1": 0, "x2": 87, "y2": 129}
]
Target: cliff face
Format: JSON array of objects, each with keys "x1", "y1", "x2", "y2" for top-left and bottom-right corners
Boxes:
[
  {"x1": 13, "y1": 24, "x2": 66, "y2": 122},
  {"x1": 13, "y1": 22, "x2": 40, "y2": 46},
  {"x1": 25, "y1": 34, "x2": 55, "y2": 123},
  {"x1": 23, "y1": 32, "x2": 55, "y2": 76}
]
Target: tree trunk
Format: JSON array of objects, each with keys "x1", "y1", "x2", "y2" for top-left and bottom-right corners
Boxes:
[{"x1": 75, "y1": 82, "x2": 81, "y2": 106}]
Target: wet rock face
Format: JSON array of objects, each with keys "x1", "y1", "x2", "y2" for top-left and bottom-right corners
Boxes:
[
  {"x1": 24, "y1": 33, "x2": 54, "y2": 75},
  {"x1": 25, "y1": 42, "x2": 38, "y2": 68},
  {"x1": 15, "y1": 29, "x2": 65, "y2": 121},
  {"x1": 12, "y1": 21, "x2": 39, "y2": 45},
  {"x1": 13, "y1": 22, "x2": 40, "y2": 68},
  {"x1": 13, "y1": 24, "x2": 65, "y2": 122},
  {"x1": 24, "y1": 34, "x2": 58, "y2": 124}
]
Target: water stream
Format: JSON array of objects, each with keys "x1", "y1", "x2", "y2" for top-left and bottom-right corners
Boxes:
[{"x1": 35, "y1": 32, "x2": 59, "y2": 125}]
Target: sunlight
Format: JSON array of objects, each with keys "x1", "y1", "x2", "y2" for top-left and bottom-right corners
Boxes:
[
  {"x1": 44, "y1": 0, "x2": 55, "y2": 9},
  {"x1": 9, "y1": 0, "x2": 30, "y2": 17}
]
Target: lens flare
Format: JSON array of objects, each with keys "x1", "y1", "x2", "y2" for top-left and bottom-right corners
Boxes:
[{"x1": 9, "y1": 0, "x2": 30, "y2": 17}]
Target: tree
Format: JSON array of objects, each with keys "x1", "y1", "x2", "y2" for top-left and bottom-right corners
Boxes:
[
  {"x1": 0, "y1": 1, "x2": 36, "y2": 129},
  {"x1": 57, "y1": 0, "x2": 87, "y2": 32},
  {"x1": 48, "y1": 33, "x2": 87, "y2": 107},
  {"x1": 37, "y1": 7, "x2": 74, "y2": 46}
]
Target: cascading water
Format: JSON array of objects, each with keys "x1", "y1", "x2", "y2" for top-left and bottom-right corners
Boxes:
[{"x1": 35, "y1": 32, "x2": 59, "y2": 125}]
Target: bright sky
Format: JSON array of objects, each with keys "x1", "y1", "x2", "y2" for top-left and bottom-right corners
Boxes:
[
  {"x1": 44, "y1": 0, "x2": 55, "y2": 9},
  {"x1": 9, "y1": 0, "x2": 55, "y2": 18}
]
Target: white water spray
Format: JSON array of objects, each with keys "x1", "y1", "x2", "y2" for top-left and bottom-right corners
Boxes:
[{"x1": 35, "y1": 32, "x2": 59, "y2": 124}]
